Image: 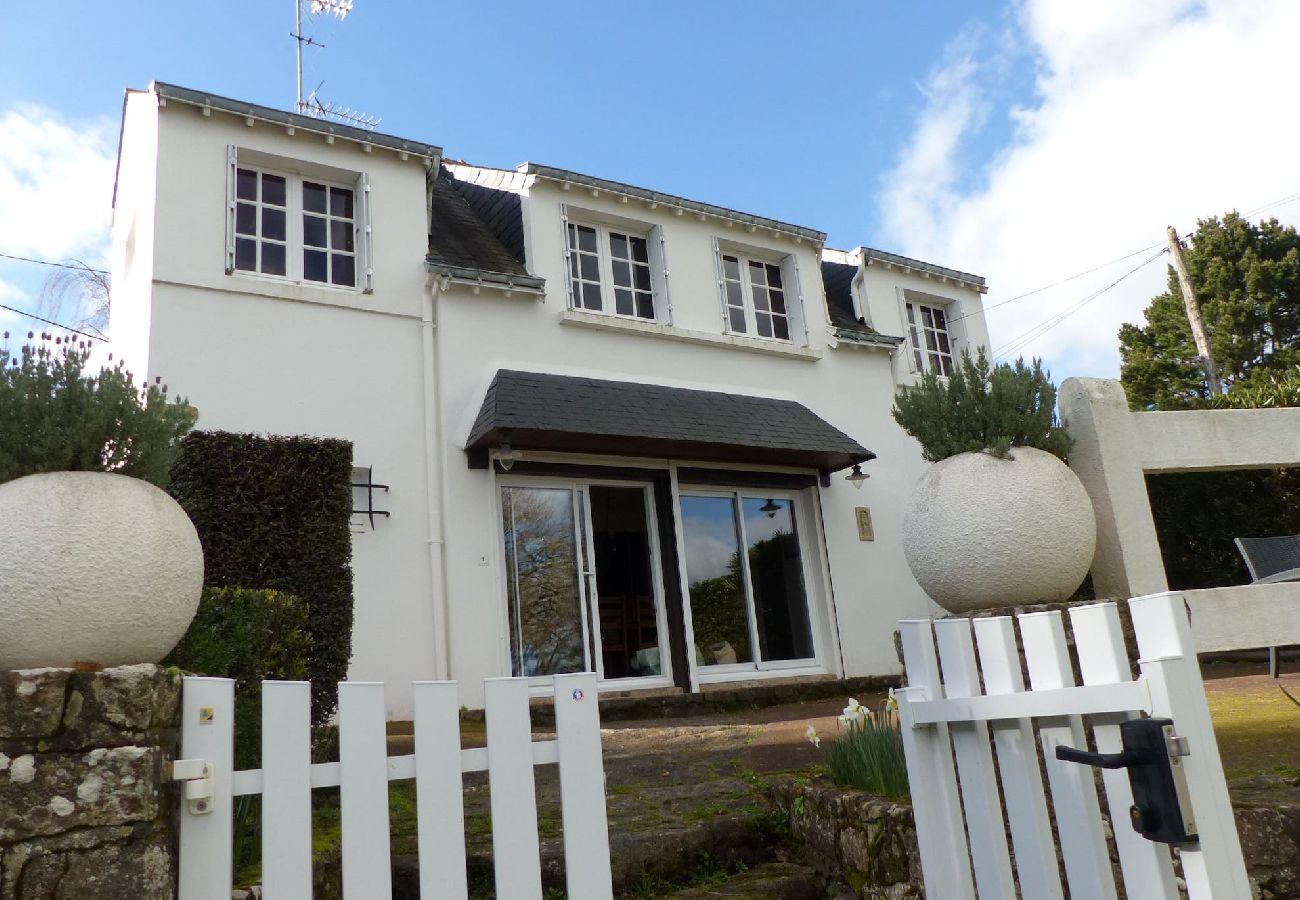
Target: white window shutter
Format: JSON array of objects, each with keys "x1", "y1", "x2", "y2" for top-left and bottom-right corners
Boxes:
[
  {"x1": 786, "y1": 253, "x2": 811, "y2": 346},
  {"x1": 360, "y1": 173, "x2": 374, "y2": 293},
  {"x1": 712, "y1": 237, "x2": 729, "y2": 332},
  {"x1": 225, "y1": 145, "x2": 237, "y2": 275},
  {"x1": 560, "y1": 203, "x2": 575, "y2": 309},
  {"x1": 647, "y1": 224, "x2": 672, "y2": 324}
]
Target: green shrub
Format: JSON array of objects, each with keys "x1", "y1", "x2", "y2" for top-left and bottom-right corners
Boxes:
[
  {"x1": 165, "y1": 586, "x2": 312, "y2": 883},
  {"x1": 891, "y1": 349, "x2": 1071, "y2": 463},
  {"x1": 168, "y1": 432, "x2": 354, "y2": 726},
  {"x1": 0, "y1": 332, "x2": 194, "y2": 486},
  {"x1": 814, "y1": 698, "x2": 909, "y2": 799}
]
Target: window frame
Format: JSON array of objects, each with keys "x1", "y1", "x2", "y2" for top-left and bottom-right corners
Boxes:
[
  {"x1": 905, "y1": 298, "x2": 956, "y2": 376},
  {"x1": 226, "y1": 147, "x2": 371, "y2": 293},
  {"x1": 713, "y1": 242, "x2": 802, "y2": 344},
  {"x1": 563, "y1": 218, "x2": 659, "y2": 322}
]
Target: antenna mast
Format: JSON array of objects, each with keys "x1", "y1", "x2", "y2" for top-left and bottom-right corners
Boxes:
[{"x1": 291, "y1": 0, "x2": 381, "y2": 129}]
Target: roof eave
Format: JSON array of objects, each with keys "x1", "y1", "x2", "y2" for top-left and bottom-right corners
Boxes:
[
  {"x1": 861, "y1": 246, "x2": 987, "y2": 293},
  {"x1": 425, "y1": 259, "x2": 545, "y2": 293}
]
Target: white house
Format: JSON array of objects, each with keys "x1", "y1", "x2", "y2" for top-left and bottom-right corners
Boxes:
[{"x1": 109, "y1": 83, "x2": 990, "y2": 716}]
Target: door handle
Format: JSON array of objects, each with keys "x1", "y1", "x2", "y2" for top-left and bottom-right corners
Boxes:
[{"x1": 1055, "y1": 717, "x2": 1197, "y2": 845}]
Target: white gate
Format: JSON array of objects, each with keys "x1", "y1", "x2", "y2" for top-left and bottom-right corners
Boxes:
[
  {"x1": 895, "y1": 593, "x2": 1252, "y2": 900},
  {"x1": 173, "y1": 673, "x2": 612, "y2": 900}
]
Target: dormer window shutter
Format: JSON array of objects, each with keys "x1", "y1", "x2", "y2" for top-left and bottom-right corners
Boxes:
[
  {"x1": 711, "y1": 237, "x2": 728, "y2": 332},
  {"x1": 647, "y1": 223, "x2": 672, "y2": 324},
  {"x1": 560, "y1": 203, "x2": 574, "y2": 309},
  {"x1": 224, "y1": 145, "x2": 237, "y2": 275},
  {"x1": 360, "y1": 172, "x2": 374, "y2": 293},
  {"x1": 786, "y1": 253, "x2": 811, "y2": 346}
]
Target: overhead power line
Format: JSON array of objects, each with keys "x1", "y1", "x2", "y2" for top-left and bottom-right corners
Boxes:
[
  {"x1": 0, "y1": 301, "x2": 107, "y2": 342},
  {"x1": 992, "y1": 248, "x2": 1168, "y2": 362},
  {"x1": 0, "y1": 252, "x2": 109, "y2": 276}
]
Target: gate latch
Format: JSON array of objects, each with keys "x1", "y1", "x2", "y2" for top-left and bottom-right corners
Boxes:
[
  {"x1": 1055, "y1": 717, "x2": 1197, "y2": 844},
  {"x1": 167, "y1": 758, "x2": 215, "y2": 816}
]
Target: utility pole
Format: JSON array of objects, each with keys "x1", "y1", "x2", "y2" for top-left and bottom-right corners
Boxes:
[{"x1": 1166, "y1": 225, "x2": 1224, "y2": 396}]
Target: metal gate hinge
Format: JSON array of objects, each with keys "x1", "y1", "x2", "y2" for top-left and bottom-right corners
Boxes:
[{"x1": 168, "y1": 758, "x2": 215, "y2": 815}]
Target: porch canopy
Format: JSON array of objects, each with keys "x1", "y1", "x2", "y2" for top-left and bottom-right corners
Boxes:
[{"x1": 465, "y1": 369, "x2": 875, "y2": 475}]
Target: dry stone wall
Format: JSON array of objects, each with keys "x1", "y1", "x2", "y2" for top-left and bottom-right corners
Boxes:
[{"x1": 0, "y1": 664, "x2": 180, "y2": 900}]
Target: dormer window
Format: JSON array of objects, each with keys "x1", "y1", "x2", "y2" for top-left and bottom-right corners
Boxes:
[
  {"x1": 906, "y1": 300, "x2": 954, "y2": 376},
  {"x1": 721, "y1": 253, "x2": 790, "y2": 341},
  {"x1": 565, "y1": 222, "x2": 655, "y2": 320}
]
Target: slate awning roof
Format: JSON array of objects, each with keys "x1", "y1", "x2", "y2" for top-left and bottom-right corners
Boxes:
[
  {"x1": 466, "y1": 370, "x2": 875, "y2": 473},
  {"x1": 426, "y1": 168, "x2": 539, "y2": 286}
]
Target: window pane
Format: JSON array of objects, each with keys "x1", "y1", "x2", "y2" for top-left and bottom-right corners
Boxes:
[
  {"x1": 609, "y1": 233, "x2": 628, "y2": 260},
  {"x1": 774, "y1": 317, "x2": 790, "y2": 341},
  {"x1": 262, "y1": 242, "x2": 286, "y2": 276},
  {"x1": 576, "y1": 224, "x2": 597, "y2": 254},
  {"x1": 612, "y1": 260, "x2": 631, "y2": 288},
  {"x1": 756, "y1": 313, "x2": 773, "y2": 338},
  {"x1": 589, "y1": 485, "x2": 661, "y2": 679},
  {"x1": 303, "y1": 215, "x2": 326, "y2": 248},
  {"x1": 933, "y1": 307, "x2": 947, "y2": 329},
  {"x1": 722, "y1": 255, "x2": 740, "y2": 280},
  {"x1": 633, "y1": 265, "x2": 651, "y2": 292},
  {"x1": 235, "y1": 203, "x2": 256, "y2": 236},
  {"x1": 937, "y1": 332, "x2": 951, "y2": 355},
  {"x1": 906, "y1": 303, "x2": 916, "y2": 324},
  {"x1": 615, "y1": 288, "x2": 634, "y2": 317},
  {"x1": 630, "y1": 236, "x2": 649, "y2": 263},
  {"x1": 921, "y1": 306, "x2": 934, "y2": 328},
  {"x1": 262, "y1": 174, "x2": 286, "y2": 207},
  {"x1": 331, "y1": 219, "x2": 354, "y2": 252},
  {"x1": 303, "y1": 181, "x2": 327, "y2": 214},
  {"x1": 579, "y1": 253, "x2": 599, "y2": 282},
  {"x1": 741, "y1": 497, "x2": 812, "y2": 661},
  {"x1": 568, "y1": 255, "x2": 579, "y2": 279},
  {"x1": 236, "y1": 169, "x2": 258, "y2": 201},
  {"x1": 769, "y1": 288, "x2": 786, "y2": 314},
  {"x1": 748, "y1": 260, "x2": 767, "y2": 286},
  {"x1": 304, "y1": 249, "x2": 328, "y2": 282},
  {"x1": 725, "y1": 281, "x2": 744, "y2": 307},
  {"x1": 680, "y1": 495, "x2": 753, "y2": 666},
  {"x1": 925, "y1": 329, "x2": 938, "y2": 352},
  {"x1": 262, "y1": 207, "x2": 286, "y2": 242},
  {"x1": 636, "y1": 293, "x2": 655, "y2": 319},
  {"x1": 766, "y1": 264, "x2": 783, "y2": 289},
  {"x1": 501, "y1": 486, "x2": 587, "y2": 677},
  {"x1": 235, "y1": 238, "x2": 256, "y2": 271},
  {"x1": 331, "y1": 254, "x2": 355, "y2": 287},
  {"x1": 728, "y1": 307, "x2": 747, "y2": 332},
  {"x1": 940, "y1": 354, "x2": 954, "y2": 377},
  {"x1": 752, "y1": 287, "x2": 769, "y2": 312},
  {"x1": 582, "y1": 282, "x2": 602, "y2": 311},
  {"x1": 330, "y1": 186, "x2": 354, "y2": 219}
]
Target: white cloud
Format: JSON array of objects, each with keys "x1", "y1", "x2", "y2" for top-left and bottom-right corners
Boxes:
[
  {"x1": 0, "y1": 104, "x2": 115, "y2": 263},
  {"x1": 879, "y1": 0, "x2": 1300, "y2": 379}
]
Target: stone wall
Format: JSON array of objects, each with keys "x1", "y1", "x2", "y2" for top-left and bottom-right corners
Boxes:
[
  {"x1": 770, "y1": 777, "x2": 922, "y2": 898},
  {"x1": 0, "y1": 665, "x2": 181, "y2": 899}
]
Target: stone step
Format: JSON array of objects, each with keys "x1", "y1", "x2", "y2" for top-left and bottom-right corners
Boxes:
[{"x1": 663, "y1": 861, "x2": 823, "y2": 898}]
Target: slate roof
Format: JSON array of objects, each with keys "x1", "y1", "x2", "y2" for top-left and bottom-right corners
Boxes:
[
  {"x1": 466, "y1": 370, "x2": 874, "y2": 473},
  {"x1": 821, "y1": 260, "x2": 865, "y2": 332},
  {"x1": 426, "y1": 168, "x2": 535, "y2": 283}
]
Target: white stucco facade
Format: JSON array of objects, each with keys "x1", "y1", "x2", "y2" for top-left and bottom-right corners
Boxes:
[{"x1": 109, "y1": 83, "x2": 991, "y2": 716}]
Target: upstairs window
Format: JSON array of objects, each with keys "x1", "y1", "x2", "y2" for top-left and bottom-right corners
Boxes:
[
  {"x1": 906, "y1": 301, "x2": 954, "y2": 376},
  {"x1": 565, "y1": 222, "x2": 655, "y2": 320},
  {"x1": 721, "y1": 253, "x2": 790, "y2": 341},
  {"x1": 226, "y1": 147, "x2": 372, "y2": 292}
]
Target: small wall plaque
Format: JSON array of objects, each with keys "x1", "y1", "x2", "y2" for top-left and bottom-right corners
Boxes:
[{"x1": 855, "y1": 507, "x2": 875, "y2": 542}]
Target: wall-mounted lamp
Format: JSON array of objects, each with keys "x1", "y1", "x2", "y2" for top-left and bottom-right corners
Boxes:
[
  {"x1": 496, "y1": 440, "x2": 524, "y2": 472},
  {"x1": 759, "y1": 498, "x2": 782, "y2": 519},
  {"x1": 845, "y1": 464, "x2": 869, "y2": 489}
]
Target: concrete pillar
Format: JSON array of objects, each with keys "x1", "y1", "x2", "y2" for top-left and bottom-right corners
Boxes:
[{"x1": 1059, "y1": 377, "x2": 1169, "y2": 600}]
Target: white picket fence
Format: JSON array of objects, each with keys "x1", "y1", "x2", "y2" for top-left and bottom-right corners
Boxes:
[
  {"x1": 174, "y1": 673, "x2": 612, "y2": 900},
  {"x1": 895, "y1": 592, "x2": 1254, "y2": 900}
]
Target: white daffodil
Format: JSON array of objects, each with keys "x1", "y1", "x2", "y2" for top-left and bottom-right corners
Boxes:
[
  {"x1": 805, "y1": 723, "x2": 821, "y2": 748},
  {"x1": 886, "y1": 688, "x2": 898, "y2": 712},
  {"x1": 838, "y1": 697, "x2": 865, "y2": 726}
]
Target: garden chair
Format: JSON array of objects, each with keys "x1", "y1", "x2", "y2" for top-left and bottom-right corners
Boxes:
[{"x1": 1233, "y1": 533, "x2": 1300, "y2": 677}]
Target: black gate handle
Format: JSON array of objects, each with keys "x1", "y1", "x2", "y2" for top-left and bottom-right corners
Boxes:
[{"x1": 1054, "y1": 746, "x2": 1151, "y2": 769}]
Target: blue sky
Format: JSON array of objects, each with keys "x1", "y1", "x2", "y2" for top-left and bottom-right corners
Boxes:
[{"x1": 2, "y1": 1, "x2": 1298, "y2": 378}]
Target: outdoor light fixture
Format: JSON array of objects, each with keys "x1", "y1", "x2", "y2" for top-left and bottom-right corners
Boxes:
[
  {"x1": 845, "y1": 464, "x2": 869, "y2": 489},
  {"x1": 759, "y1": 498, "x2": 782, "y2": 518},
  {"x1": 496, "y1": 440, "x2": 524, "y2": 472}
]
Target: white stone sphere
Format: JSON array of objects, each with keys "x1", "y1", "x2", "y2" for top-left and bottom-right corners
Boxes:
[
  {"x1": 901, "y1": 447, "x2": 1096, "y2": 614},
  {"x1": 0, "y1": 472, "x2": 203, "y2": 669}
]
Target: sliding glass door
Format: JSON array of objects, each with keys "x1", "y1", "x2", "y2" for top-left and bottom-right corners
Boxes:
[
  {"x1": 500, "y1": 480, "x2": 668, "y2": 683},
  {"x1": 679, "y1": 491, "x2": 814, "y2": 671}
]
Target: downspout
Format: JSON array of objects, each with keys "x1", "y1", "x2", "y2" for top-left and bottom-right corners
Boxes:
[{"x1": 423, "y1": 270, "x2": 452, "y2": 680}]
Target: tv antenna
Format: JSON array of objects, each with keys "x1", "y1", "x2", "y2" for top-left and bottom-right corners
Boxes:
[{"x1": 291, "y1": 0, "x2": 381, "y2": 130}]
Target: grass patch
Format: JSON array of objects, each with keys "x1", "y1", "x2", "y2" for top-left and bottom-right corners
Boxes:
[{"x1": 1206, "y1": 679, "x2": 1300, "y2": 778}]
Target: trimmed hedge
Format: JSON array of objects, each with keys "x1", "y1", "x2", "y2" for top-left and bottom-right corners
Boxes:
[{"x1": 169, "y1": 432, "x2": 354, "y2": 725}]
